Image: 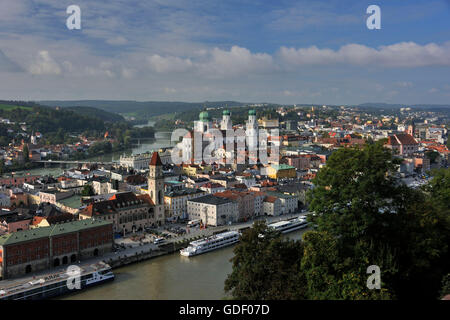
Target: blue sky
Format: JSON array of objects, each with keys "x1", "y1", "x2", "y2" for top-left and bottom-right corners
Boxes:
[{"x1": 0, "y1": 0, "x2": 449, "y2": 105}]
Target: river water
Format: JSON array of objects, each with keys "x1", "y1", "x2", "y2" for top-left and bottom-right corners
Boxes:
[{"x1": 61, "y1": 229, "x2": 308, "y2": 300}]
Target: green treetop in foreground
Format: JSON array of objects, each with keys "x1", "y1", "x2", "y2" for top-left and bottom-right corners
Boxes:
[{"x1": 225, "y1": 142, "x2": 449, "y2": 300}]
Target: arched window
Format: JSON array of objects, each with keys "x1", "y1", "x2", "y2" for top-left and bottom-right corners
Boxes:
[{"x1": 158, "y1": 191, "x2": 162, "y2": 204}]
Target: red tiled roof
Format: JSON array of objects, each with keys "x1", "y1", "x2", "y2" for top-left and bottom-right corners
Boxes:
[
  {"x1": 150, "y1": 152, "x2": 162, "y2": 166},
  {"x1": 395, "y1": 133, "x2": 418, "y2": 145},
  {"x1": 264, "y1": 196, "x2": 278, "y2": 203}
]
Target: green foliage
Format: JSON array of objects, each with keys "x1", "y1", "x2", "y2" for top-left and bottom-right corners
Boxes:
[
  {"x1": 224, "y1": 221, "x2": 305, "y2": 300},
  {"x1": 65, "y1": 106, "x2": 125, "y2": 122},
  {"x1": 440, "y1": 273, "x2": 450, "y2": 299},
  {"x1": 81, "y1": 184, "x2": 95, "y2": 196},
  {"x1": 226, "y1": 143, "x2": 449, "y2": 300},
  {"x1": 307, "y1": 143, "x2": 449, "y2": 299},
  {"x1": 425, "y1": 150, "x2": 440, "y2": 164},
  {"x1": 426, "y1": 168, "x2": 450, "y2": 212},
  {"x1": 22, "y1": 144, "x2": 29, "y2": 162}
]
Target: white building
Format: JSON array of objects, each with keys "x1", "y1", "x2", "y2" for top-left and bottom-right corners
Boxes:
[
  {"x1": 119, "y1": 153, "x2": 152, "y2": 170},
  {"x1": 266, "y1": 191, "x2": 298, "y2": 214},
  {"x1": 164, "y1": 187, "x2": 207, "y2": 220},
  {"x1": 263, "y1": 196, "x2": 282, "y2": 216},
  {"x1": 187, "y1": 195, "x2": 238, "y2": 226}
]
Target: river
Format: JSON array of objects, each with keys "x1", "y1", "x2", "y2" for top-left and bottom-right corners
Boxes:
[{"x1": 61, "y1": 229, "x2": 308, "y2": 300}]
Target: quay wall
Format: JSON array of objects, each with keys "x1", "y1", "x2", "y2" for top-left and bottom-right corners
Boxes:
[{"x1": 103, "y1": 241, "x2": 188, "y2": 269}]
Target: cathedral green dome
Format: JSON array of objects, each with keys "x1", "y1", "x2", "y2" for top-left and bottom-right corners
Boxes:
[
  {"x1": 199, "y1": 111, "x2": 209, "y2": 122},
  {"x1": 223, "y1": 110, "x2": 230, "y2": 116},
  {"x1": 249, "y1": 109, "x2": 256, "y2": 116}
]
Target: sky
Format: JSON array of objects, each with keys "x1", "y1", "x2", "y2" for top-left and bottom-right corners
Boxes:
[{"x1": 0, "y1": 0, "x2": 449, "y2": 105}]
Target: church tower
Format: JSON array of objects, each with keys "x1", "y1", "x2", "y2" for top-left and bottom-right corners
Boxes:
[
  {"x1": 148, "y1": 152, "x2": 165, "y2": 225},
  {"x1": 246, "y1": 109, "x2": 258, "y2": 150},
  {"x1": 221, "y1": 110, "x2": 232, "y2": 130}
]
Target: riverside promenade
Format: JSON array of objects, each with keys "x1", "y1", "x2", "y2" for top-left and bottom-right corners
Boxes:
[{"x1": 99, "y1": 211, "x2": 308, "y2": 269}]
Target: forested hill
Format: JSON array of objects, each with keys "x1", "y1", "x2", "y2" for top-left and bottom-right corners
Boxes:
[
  {"x1": 0, "y1": 101, "x2": 112, "y2": 134},
  {"x1": 39, "y1": 100, "x2": 248, "y2": 118},
  {"x1": 65, "y1": 106, "x2": 125, "y2": 122}
]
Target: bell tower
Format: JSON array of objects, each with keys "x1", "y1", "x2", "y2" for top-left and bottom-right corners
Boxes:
[{"x1": 148, "y1": 152, "x2": 165, "y2": 225}]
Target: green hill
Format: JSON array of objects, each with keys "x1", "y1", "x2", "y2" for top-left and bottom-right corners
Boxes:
[
  {"x1": 65, "y1": 106, "x2": 125, "y2": 122},
  {"x1": 39, "y1": 100, "x2": 248, "y2": 119}
]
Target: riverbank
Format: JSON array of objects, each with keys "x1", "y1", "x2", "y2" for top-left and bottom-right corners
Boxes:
[
  {"x1": 61, "y1": 218, "x2": 309, "y2": 300},
  {"x1": 72, "y1": 212, "x2": 309, "y2": 276}
]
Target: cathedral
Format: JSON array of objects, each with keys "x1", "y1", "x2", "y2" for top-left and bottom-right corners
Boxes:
[{"x1": 177, "y1": 109, "x2": 274, "y2": 169}]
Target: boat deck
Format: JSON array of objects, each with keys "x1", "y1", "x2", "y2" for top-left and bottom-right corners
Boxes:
[{"x1": 0, "y1": 261, "x2": 110, "y2": 295}]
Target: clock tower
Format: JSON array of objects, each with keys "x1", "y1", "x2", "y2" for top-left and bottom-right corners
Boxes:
[{"x1": 148, "y1": 152, "x2": 165, "y2": 225}]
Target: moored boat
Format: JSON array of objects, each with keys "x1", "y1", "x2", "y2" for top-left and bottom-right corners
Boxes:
[{"x1": 180, "y1": 231, "x2": 240, "y2": 257}]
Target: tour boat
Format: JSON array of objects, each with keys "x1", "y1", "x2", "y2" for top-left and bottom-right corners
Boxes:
[
  {"x1": 267, "y1": 216, "x2": 308, "y2": 234},
  {"x1": 0, "y1": 261, "x2": 114, "y2": 300},
  {"x1": 180, "y1": 231, "x2": 240, "y2": 257}
]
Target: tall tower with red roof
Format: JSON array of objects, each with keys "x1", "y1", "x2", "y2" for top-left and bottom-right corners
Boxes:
[{"x1": 148, "y1": 151, "x2": 165, "y2": 225}]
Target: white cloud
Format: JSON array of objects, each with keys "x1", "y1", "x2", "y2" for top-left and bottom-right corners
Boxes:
[
  {"x1": 29, "y1": 51, "x2": 61, "y2": 75},
  {"x1": 428, "y1": 88, "x2": 439, "y2": 93},
  {"x1": 200, "y1": 46, "x2": 275, "y2": 76},
  {"x1": 278, "y1": 42, "x2": 450, "y2": 68},
  {"x1": 147, "y1": 55, "x2": 193, "y2": 73},
  {"x1": 146, "y1": 46, "x2": 275, "y2": 77}
]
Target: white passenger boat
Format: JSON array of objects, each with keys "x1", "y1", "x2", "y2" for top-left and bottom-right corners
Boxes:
[
  {"x1": 267, "y1": 216, "x2": 308, "y2": 234},
  {"x1": 0, "y1": 261, "x2": 114, "y2": 300},
  {"x1": 180, "y1": 231, "x2": 240, "y2": 257}
]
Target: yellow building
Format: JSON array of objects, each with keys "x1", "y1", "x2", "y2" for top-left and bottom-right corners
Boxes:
[
  {"x1": 267, "y1": 164, "x2": 296, "y2": 179},
  {"x1": 181, "y1": 163, "x2": 211, "y2": 177}
]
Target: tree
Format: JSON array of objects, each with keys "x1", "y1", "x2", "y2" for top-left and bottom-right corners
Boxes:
[
  {"x1": 425, "y1": 150, "x2": 440, "y2": 164},
  {"x1": 426, "y1": 168, "x2": 450, "y2": 212},
  {"x1": 300, "y1": 231, "x2": 392, "y2": 300},
  {"x1": 307, "y1": 142, "x2": 449, "y2": 299},
  {"x1": 440, "y1": 273, "x2": 450, "y2": 299},
  {"x1": 22, "y1": 144, "x2": 29, "y2": 162},
  {"x1": 224, "y1": 143, "x2": 449, "y2": 300},
  {"x1": 224, "y1": 221, "x2": 305, "y2": 299},
  {"x1": 81, "y1": 184, "x2": 95, "y2": 196}
]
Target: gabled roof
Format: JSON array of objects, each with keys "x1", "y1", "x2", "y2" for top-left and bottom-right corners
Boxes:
[
  {"x1": 388, "y1": 133, "x2": 418, "y2": 146},
  {"x1": 395, "y1": 133, "x2": 418, "y2": 145},
  {"x1": 150, "y1": 152, "x2": 162, "y2": 166}
]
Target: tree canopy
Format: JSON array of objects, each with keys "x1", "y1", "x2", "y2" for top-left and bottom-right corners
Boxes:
[{"x1": 225, "y1": 143, "x2": 449, "y2": 300}]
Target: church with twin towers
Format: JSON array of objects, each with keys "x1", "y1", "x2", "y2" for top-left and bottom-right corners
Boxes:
[{"x1": 181, "y1": 108, "x2": 273, "y2": 169}]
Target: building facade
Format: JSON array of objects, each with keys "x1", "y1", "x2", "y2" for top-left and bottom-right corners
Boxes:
[
  {"x1": 0, "y1": 219, "x2": 113, "y2": 279},
  {"x1": 187, "y1": 195, "x2": 238, "y2": 226}
]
